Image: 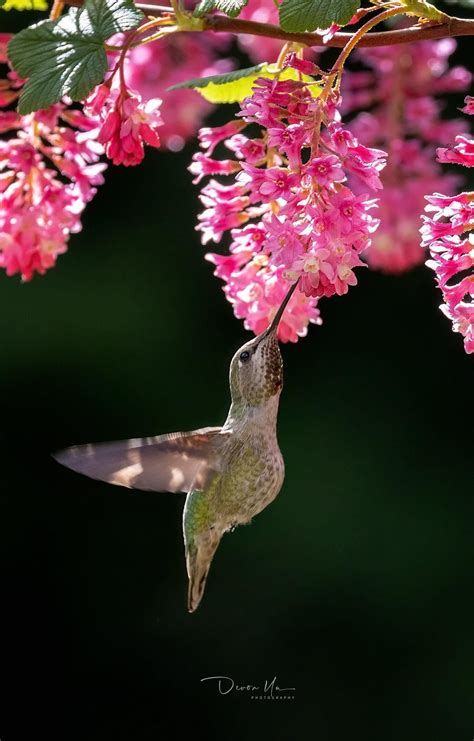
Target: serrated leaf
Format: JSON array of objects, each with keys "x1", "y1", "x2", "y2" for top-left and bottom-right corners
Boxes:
[
  {"x1": 193, "y1": 0, "x2": 248, "y2": 17},
  {"x1": 9, "y1": 21, "x2": 106, "y2": 112},
  {"x1": 169, "y1": 64, "x2": 321, "y2": 104},
  {"x1": 85, "y1": 0, "x2": 144, "y2": 37},
  {"x1": 8, "y1": 0, "x2": 144, "y2": 114},
  {"x1": 193, "y1": 0, "x2": 217, "y2": 15},
  {"x1": 279, "y1": 0, "x2": 359, "y2": 32},
  {"x1": 214, "y1": 0, "x2": 249, "y2": 16}
]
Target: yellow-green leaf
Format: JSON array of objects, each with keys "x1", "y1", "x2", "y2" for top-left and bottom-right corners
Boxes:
[
  {"x1": 1, "y1": 0, "x2": 47, "y2": 10},
  {"x1": 170, "y1": 63, "x2": 321, "y2": 105},
  {"x1": 196, "y1": 66, "x2": 268, "y2": 103},
  {"x1": 400, "y1": 0, "x2": 448, "y2": 21}
]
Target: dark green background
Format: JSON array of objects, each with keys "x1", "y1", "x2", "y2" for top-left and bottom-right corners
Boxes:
[{"x1": 1, "y1": 10, "x2": 473, "y2": 741}]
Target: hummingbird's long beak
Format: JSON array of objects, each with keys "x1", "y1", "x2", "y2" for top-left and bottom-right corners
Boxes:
[{"x1": 264, "y1": 279, "x2": 300, "y2": 338}]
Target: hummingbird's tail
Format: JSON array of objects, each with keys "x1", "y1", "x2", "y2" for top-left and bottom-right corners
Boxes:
[{"x1": 185, "y1": 533, "x2": 221, "y2": 613}]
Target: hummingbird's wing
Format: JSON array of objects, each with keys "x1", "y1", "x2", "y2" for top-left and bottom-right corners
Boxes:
[{"x1": 53, "y1": 427, "x2": 227, "y2": 493}]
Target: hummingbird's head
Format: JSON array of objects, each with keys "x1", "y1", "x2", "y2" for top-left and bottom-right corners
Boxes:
[{"x1": 229, "y1": 281, "x2": 298, "y2": 407}]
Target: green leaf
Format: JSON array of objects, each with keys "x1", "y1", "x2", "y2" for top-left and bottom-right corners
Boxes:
[
  {"x1": 169, "y1": 63, "x2": 267, "y2": 103},
  {"x1": 8, "y1": 0, "x2": 144, "y2": 114},
  {"x1": 84, "y1": 0, "x2": 144, "y2": 37},
  {"x1": 193, "y1": 0, "x2": 217, "y2": 15},
  {"x1": 193, "y1": 0, "x2": 248, "y2": 17},
  {"x1": 279, "y1": 0, "x2": 359, "y2": 32},
  {"x1": 169, "y1": 63, "x2": 321, "y2": 104},
  {"x1": 169, "y1": 64, "x2": 266, "y2": 91}
]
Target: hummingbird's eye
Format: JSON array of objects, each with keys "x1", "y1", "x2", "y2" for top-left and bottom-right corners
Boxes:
[{"x1": 239, "y1": 351, "x2": 251, "y2": 363}]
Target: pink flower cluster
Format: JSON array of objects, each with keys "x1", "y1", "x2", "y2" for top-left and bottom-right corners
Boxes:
[
  {"x1": 85, "y1": 81, "x2": 162, "y2": 167},
  {"x1": 0, "y1": 35, "x2": 105, "y2": 280},
  {"x1": 125, "y1": 1, "x2": 297, "y2": 152},
  {"x1": 343, "y1": 39, "x2": 471, "y2": 274},
  {"x1": 190, "y1": 57, "x2": 387, "y2": 341},
  {"x1": 421, "y1": 96, "x2": 474, "y2": 354}
]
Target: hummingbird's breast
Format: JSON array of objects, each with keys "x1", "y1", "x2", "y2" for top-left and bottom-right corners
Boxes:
[{"x1": 217, "y1": 426, "x2": 285, "y2": 526}]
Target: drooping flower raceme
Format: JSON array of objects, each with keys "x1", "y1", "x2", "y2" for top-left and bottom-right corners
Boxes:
[
  {"x1": 343, "y1": 39, "x2": 471, "y2": 274},
  {"x1": 421, "y1": 96, "x2": 474, "y2": 354},
  {"x1": 190, "y1": 58, "x2": 387, "y2": 341},
  {"x1": 0, "y1": 38, "x2": 106, "y2": 280},
  {"x1": 85, "y1": 79, "x2": 163, "y2": 167}
]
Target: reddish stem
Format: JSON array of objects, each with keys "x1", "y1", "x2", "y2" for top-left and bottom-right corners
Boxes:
[
  {"x1": 57, "y1": 0, "x2": 474, "y2": 49},
  {"x1": 49, "y1": 0, "x2": 64, "y2": 19}
]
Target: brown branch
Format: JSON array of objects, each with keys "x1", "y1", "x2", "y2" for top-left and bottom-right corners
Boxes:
[
  {"x1": 60, "y1": 0, "x2": 474, "y2": 48},
  {"x1": 204, "y1": 14, "x2": 474, "y2": 47}
]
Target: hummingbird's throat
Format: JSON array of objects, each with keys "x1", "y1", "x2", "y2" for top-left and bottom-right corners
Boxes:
[{"x1": 246, "y1": 337, "x2": 283, "y2": 406}]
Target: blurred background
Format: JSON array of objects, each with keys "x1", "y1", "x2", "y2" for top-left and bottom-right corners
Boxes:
[{"x1": 1, "y1": 6, "x2": 474, "y2": 741}]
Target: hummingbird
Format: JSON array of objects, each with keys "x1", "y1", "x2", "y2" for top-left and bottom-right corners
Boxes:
[{"x1": 54, "y1": 280, "x2": 298, "y2": 612}]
